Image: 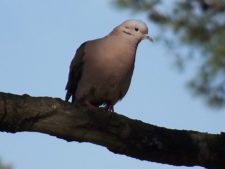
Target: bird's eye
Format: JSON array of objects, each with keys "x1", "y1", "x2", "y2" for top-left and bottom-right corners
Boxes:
[{"x1": 134, "y1": 27, "x2": 139, "y2": 32}]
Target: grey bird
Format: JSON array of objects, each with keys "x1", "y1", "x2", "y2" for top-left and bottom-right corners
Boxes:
[{"x1": 65, "y1": 19, "x2": 153, "y2": 112}]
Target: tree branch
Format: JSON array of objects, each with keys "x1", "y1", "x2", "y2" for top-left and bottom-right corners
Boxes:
[{"x1": 0, "y1": 92, "x2": 224, "y2": 169}]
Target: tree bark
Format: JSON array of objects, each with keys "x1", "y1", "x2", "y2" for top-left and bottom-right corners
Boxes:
[{"x1": 0, "y1": 92, "x2": 224, "y2": 169}]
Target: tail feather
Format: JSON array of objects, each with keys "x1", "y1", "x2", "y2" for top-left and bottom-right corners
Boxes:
[{"x1": 65, "y1": 91, "x2": 72, "y2": 102}]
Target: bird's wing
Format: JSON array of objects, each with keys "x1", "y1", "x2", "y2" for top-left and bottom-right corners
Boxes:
[{"x1": 65, "y1": 42, "x2": 87, "y2": 102}]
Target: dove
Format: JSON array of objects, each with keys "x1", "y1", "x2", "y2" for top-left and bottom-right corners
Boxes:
[{"x1": 65, "y1": 19, "x2": 153, "y2": 112}]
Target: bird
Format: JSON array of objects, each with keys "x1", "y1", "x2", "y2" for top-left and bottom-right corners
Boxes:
[{"x1": 65, "y1": 19, "x2": 153, "y2": 112}]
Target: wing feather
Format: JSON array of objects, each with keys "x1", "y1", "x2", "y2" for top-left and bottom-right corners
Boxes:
[{"x1": 65, "y1": 42, "x2": 87, "y2": 102}]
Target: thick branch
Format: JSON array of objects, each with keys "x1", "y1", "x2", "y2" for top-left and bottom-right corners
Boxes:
[{"x1": 0, "y1": 92, "x2": 224, "y2": 169}]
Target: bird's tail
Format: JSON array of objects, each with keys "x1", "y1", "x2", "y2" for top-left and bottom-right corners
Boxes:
[{"x1": 65, "y1": 91, "x2": 71, "y2": 102}]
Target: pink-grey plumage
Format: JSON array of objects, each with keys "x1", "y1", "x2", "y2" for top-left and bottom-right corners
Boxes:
[{"x1": 65, "y1": 19, "x2": 152, "y2": 112}]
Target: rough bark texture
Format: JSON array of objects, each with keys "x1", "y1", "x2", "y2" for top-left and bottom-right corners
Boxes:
[{"x1": 0, "y1": 92, "x2": 224, "y2": 169}]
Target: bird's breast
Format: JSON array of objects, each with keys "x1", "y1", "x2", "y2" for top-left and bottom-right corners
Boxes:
[
  {"x1": 85, "y1": 38, "x2": 136, "y2": 78},
  {"x1": 76, "y1": 38, "x2": 137, "y2": 104}
]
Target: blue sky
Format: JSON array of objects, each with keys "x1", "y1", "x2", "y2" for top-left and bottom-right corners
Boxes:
[{"x1": 0, "y1": 1, "x2": 224, "y2": 169}]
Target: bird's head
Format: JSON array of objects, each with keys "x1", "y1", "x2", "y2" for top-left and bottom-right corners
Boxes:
[{"x1": 112, "y1": 19, "x2": 153, "y2": 44}]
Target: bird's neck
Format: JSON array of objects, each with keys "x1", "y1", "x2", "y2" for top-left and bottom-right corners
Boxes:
[
  {"x1": 103, "y1": 34, "x2": 137, "y2": 66},
  {"x1": 107, "y1": 32, "x2": 140, "y2": 48}
]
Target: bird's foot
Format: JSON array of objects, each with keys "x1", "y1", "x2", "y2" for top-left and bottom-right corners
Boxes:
[{"x1": 105, "y1": 104, "x2": 114, "y2": 112}]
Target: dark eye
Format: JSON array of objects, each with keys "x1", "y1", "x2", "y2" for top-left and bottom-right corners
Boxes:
[{"x1": 134, "y1": 27, "x2": 139, "y2": 32}]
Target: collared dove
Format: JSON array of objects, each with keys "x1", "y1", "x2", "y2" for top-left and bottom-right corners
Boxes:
[{"x1": 65, "y1": 19, "x2": 152, "y2": 112}]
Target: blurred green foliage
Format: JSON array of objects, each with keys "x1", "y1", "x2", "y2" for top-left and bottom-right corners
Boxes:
[{"x1": 114, "y1": 0, "x2": 225, "y2": 108}]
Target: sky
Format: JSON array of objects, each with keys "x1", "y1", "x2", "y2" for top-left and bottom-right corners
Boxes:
[{"x1": 0, "y1": 0, "x2": 224, "y2": 169}]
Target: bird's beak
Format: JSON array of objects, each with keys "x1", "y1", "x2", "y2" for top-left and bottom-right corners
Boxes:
[{"x1": 143, "y1": 34, "x2": 153, "y2": 42}]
